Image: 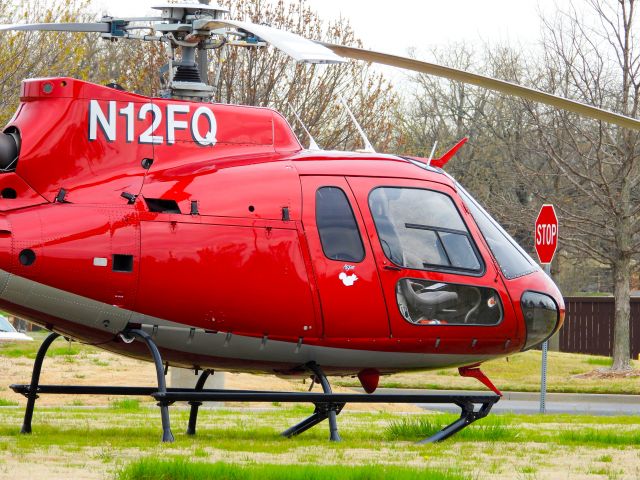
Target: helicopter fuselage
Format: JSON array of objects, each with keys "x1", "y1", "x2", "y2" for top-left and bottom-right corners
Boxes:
[{"x1": 0, "y1": 78, "x2": 564, "y2": 376}]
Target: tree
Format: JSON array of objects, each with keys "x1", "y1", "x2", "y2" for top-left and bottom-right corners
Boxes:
[
  {"x1": 211, "y1": 0, "x2": 398, "y2": 151},
  {"x1": 525, "y1": 0, "x2": 640, "y2": 370},
  {"x1": 0, "y1": 0, "x2": 167, "y2": 124},
  {"x1": 399, "y1": 43, "x2": 538, "y2": 250}
]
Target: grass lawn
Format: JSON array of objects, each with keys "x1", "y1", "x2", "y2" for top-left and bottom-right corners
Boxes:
[
  {"x1": 1, "y1": 405, "x2": 639, "y2": 479},
  {"x1": 0, "y1": 330, "x2": 82, "y2": 359}
]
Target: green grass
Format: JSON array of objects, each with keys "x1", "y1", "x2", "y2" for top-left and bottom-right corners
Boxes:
[
  {"x1": 557, "y1": 428, "x2": 640, "y2": 446},
  {"x1": 586, "y1": 357, "x2": 614, "y2": 367},
  {"x1": 2, "y1": 407, "x2": 637, "y2": 452},
  {"x1": 385, "y1": 415, "x2": 517, "y2": 442},
  {"x1": 110, "y1": 399, "x2": 142, "y2": 411},
  {"x1": 116, "y1": 458, "x2": 467, "y2": 480},
  {"x1": 0, "y1": 339, "x2": 81, "y2": 359},
  {"x1": 1, "y1": 407, "x2": 640, "y2": 479},
  {"x1": 0, "y1": 398, "x2": 18, "y2": 406}
]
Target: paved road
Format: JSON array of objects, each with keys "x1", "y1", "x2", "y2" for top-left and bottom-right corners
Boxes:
[{"x1": 372, "y1": 388, "x2": 640, "y2": 415}]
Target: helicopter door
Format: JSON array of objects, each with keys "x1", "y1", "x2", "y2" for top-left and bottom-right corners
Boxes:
[
  {"x1": 347, "y1": 177, "x2": 510, "y2": 339},
  {"x1": 301, "y1": 177, "x2": 389, "y2": 338}
]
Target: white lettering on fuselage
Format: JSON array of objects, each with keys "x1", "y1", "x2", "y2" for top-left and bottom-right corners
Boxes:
[
  {"x1": 88, "y1": 100, "x2": 217, "y2": 147},
  {"x1": 89, "y1": 100, "x2": 117, "y2": 142}
]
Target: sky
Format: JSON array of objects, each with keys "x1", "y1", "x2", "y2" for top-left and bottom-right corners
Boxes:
[{"x1": 91, "y1": 0, "x2": 559, "y2": 56}]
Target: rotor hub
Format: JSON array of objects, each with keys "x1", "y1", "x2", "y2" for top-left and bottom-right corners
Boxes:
[{"x1": 152, "y1": 3, "x2": 229, "y2": 21}]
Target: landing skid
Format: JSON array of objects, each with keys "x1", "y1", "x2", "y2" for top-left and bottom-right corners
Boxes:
[{"x1": 11, "y1": 331, "x2": 500, "y2": 444}]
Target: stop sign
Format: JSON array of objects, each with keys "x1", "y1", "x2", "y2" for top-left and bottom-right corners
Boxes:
[{"x1": 534, "y1": 204, "x2": 559, "y2": 264}]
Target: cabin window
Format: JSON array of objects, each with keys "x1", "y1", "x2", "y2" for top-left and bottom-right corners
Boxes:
[
  {"x1": 397, "y1": 278, "x2": 503, "y2": 326},
  {"x1": 316, "y1": 187, "x2": 365, "y2": 262},
  {"x1": 369, "y1": 187, "x2": 483, "y2": 274}
]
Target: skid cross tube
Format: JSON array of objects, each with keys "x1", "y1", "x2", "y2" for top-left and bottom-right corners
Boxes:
[{"x1": 11, "y1": 384, "x2": 499, "y2": 444}]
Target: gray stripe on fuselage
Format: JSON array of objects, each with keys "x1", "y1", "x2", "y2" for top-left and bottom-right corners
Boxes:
[{"x1": 0, "y1": 269, "x2": 494, "y2": 371}]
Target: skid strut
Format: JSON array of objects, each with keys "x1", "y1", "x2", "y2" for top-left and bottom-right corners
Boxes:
[
  {"x1": 186, "y1": 369, "x2": 213, "y2": 436},
  {"x1": 281, "y1": 362, "x2": 344, "y2": 441},
  {"x1": 12, "y1": 331, "x2": 500, "y2": 444},
  {"x1": 20, "y1": 331, "x2": 60, "y2": 434},
  {"x1": 124, "y1": 329, "x2": 174, "y2": 443},
  {"x1": 418, "y1": 399, "x2": 495, "y2": 443},
  {"x1": 17, "y1": 329, "x2": 177, "y2": 442}
]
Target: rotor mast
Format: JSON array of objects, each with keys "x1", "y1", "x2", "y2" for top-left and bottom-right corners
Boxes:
[
  {"x1": 153, "y1": 2, "x2": 229, "y2": 101},
  {"x1": 197, "y1": 0, "x2": 211, "y2": 85}
]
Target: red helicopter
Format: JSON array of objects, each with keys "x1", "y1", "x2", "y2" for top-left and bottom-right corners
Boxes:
[{"x1": 1, "y1": 1, "x2": 634, "y2": 444}]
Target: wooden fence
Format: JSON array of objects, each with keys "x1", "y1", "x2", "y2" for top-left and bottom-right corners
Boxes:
[{"x1": 559, "y1": 297, "x2": 640, "y2": 358}]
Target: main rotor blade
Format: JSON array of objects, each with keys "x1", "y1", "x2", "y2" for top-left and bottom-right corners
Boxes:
[
  {"x1": 322, "y1": 43, "x2": 640, "y2": 131},
  {"x1": 197, "y1": 19, "x2": 345, "y2": 64},
  {"x1": 0, "y1": 22, "x2": 111, "y2": 33}
]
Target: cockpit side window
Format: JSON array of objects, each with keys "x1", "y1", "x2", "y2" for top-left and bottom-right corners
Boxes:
[
  {"x1": 316, "y1": 187, "x2": 365, "y2": 262},
  {"x1": 456, "y1": 183, "x2": 539, "y2": 279},
  {"x1": 369, "y1": 187, "x2": 483, "y2": 274}
]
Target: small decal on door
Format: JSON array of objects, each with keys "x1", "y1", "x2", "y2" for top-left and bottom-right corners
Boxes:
[{"x1": 339, "y1": 272, "x2": 358, "y2": 286}]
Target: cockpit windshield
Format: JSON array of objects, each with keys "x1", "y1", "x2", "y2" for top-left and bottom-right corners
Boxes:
[
  {"x1": 456, "y1": 183, "x2": 539, "y2": 279},
  {"x1": 369, "y1": 187, "x2": 483, "y2": 274}
]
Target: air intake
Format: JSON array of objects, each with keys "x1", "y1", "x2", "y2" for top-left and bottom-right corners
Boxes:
[{"x1": 0, "y1": 129, "x2": 20, "y2": 172}]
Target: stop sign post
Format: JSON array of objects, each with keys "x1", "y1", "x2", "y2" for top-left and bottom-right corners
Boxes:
[
  {"x1": 534, "y1": 204, "x2": 558, "y2": 415},
  {"x1": 535, "y1": 204, "x2": 559, "y2": 264}
]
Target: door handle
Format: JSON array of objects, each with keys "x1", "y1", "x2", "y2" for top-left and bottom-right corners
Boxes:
[{"x1": 383, "y1": 265, "x2": 402, "y2": 272}]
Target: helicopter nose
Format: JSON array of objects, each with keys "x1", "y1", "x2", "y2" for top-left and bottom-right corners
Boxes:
[{"x1": 516, "y1": 271, "x2": 565, "y2": 351}]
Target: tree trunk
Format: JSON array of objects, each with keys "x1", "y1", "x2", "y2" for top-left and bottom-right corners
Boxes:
[{"x1": 612, "y1": 257, "x2": 632, "y2": 370}]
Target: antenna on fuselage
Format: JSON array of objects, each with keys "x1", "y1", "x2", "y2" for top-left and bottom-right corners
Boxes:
[
  {"x1": 426, "y1": 141, "x2": 438, "y2": 167},
  {"x1": 338, "y1": 96, "x2": 375, "y2": 153},
  {"x1": 287, "y1": 102, "x2": 321, "y2": 151}
]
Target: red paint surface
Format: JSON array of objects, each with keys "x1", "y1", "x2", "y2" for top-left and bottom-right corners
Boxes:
[
  {"x1": 0, "y1": 77, "x2": 566, "y2": 372},
  {"x1": 358, "y1": 368, "x2": 380, "y2": 394},
  {"x1": 459, "y1": 365, "x2": 502, "y2": 396}
]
